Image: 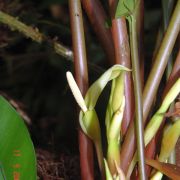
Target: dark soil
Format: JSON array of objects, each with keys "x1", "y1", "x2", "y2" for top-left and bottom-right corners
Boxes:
[{"x1": 37, "y1": 149, "x2": 80, "y2": 180}]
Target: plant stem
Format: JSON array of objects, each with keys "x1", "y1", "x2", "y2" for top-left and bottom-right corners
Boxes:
[
  {"x1": 129, "y1": 16, "x2": 146, "y2": 180},
  {"x1": 143, "y1": 0, "x2": 180, "y2": 122},
  {"x1": 108, "y1": 0, "x2": 134, "y2": 137},
  {"x1": 136, "y1": 0, "x2": 144, "y2": 87},
  {"x1": 163, "y1": 49, "x2": 180, "y2": 96},
  {"x1": 107, "y1": 140, "x2": 120, "y2": 175},
  {"x1": 0, "y1": 10, "x2": 105, "y2": 74},
  {"x1": 0, "y1": 11, "x2": 73, "y2": 60},
  {"x1": 144, "y1": 48, "x2": 180, "y2": 177},
  {"x1": 81, "y1": 0, "x2": 115, "y2": 65},
  {"x1": 162, "y1": 0, "x2": 175, "y2": 79},
  {"x1": 69, "y1": 0, "x2": 94, "y2": 179},
  {"x1": 144, "y1": 1, "x2": 176, "y2": 177},
  {"x1": 121, "y1": 0, "x2": 180, "y2": 174}
]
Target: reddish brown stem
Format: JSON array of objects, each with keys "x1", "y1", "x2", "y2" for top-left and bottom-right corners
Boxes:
[
  {"x1": 112, "y1": 18, "x2": 134, "y2": 136},
  {"x1": 81, "y1": 0, "x2": 115, "y2": 65},
  {"x1": 163, "y1": 49, "x2": 180, "y2": 96},
  {"x1": 144, "y1": 48, "x2": 180, "y2": 177},
  {"x1": 108, "y1": 0, "x2": 135, "y2": 174},
  {"x1": 69, "y1": 1, "x2": 94, "y2": 179},
  {"x1": 108, "y1": 0, "x2": 134, "y2": 137},
  {"x1": 143, "y1": 137, "x2": 156, "y2": 178},
  {"x1": 121, "y1": 121, "x2": 136, "y2": 174},
  {"x1": 132, "y1": 49, "x2": 180, "y2": 178},
  {"x1": 121, "y1": 49, "x2": 180, "y2": 176},
  {"x1": 106, "y1": 0, "x2": 135, "y2": 174},
  {"x1": 136, "y1": 0, "x2": 144, "y2": 87},
  {"x1": 120, "y1": 1, "x2": 180, "y2": 174}
]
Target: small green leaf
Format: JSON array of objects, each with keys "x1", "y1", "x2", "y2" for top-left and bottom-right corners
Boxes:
[
  {"x1": 112, "y1": 73, "x2": 125, "y2": 113},
  {"x1": 151, "y1": 120, "x2": 180, "y2": 180},
  {"x1": 79, "y1": 65, "x2": 129, "y2": 177},
  {"x1": 159, "y1": 119, "x2": 180, "y2": 162},
  {"x1": 104, "y1": 159, "x2": 113, "y2": 180},
  {"x1": 106, "y1": 72, "x2": 125, "y2": 141},
  {"x1": 84, "y1": 65, "x2": 130, "y2": 110},
  {"x1": 127, "y1": 78, "x2": 180, "y2": 177},
  {"x1": 151, "y1": 171, "x2": 163, "y2": 180},
  {"x1": 115, "y1": 0, "x2": 136, "y2": 18},
  {"x1": 144, "y1": 78, "x2": 180, "y2": 146},
  {"x1": 108, "y1": 96, "x2": 125, "y2": 141},
  {"x1": 79, "y1": 110, "x2": 101, "y2": 141},
  {"x1": 0, "y1": 96, "x2": 36, "y2": 180}
]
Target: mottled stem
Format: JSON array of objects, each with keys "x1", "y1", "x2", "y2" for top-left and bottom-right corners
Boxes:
[{"x1": 0, "y1": 11, "x2": 73, "y2": 60}]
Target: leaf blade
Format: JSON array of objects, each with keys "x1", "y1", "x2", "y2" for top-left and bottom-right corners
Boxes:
[{"x1": 0, "y1": 96, "x2": 36, "y2": 180}]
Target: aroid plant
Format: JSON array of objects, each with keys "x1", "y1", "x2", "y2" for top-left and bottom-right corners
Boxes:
[
  {"x1": 67, "y1": 66, "x2": 180, "y2": 179},
  {"x1": 0, "y1": 0, "x2": 179, "y2": 179},
  {"x1": 67, "y1": 0, "x2": 180, "y2": 179},
  {"x1": 67, "y1": 65, "x2": 129, "y2": 179}
]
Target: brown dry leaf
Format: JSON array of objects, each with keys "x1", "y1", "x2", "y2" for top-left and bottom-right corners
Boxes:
[
  {"x1": 165, "y1": 101, "x2": 180, "y2": 118},
  {"x1": 146, "y1": 158, "x2": 180, "y2": 180}
]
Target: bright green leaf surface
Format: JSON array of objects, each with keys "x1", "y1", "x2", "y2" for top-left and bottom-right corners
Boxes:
[
  {"x1": 0, "y1": 164, "x2": 6, "y2": 180},
  {"x1": 0, "y1": 96, "x2": 36, "y2": 180}
]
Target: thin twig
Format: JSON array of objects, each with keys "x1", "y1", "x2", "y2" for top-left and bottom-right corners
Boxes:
[
  {"x1": 0, "y1": 11, "x2": 73, "y2": 59},
  {"x1": 0, "y1": 10, "x2": 105, "y2": 74}
]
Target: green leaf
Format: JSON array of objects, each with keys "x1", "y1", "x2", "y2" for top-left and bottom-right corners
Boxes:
[
  {"x1": 115, "y1": 0, "x2": 136, "y2": 18},
  {"x1": 107, "y1": 96, "x2": 125, "y2": 141},
  {"x1": 105, "y1": 72, "x2": 125, "y2": 140},
  {"x1": 104, "y1": 159, "x2": 113, "y2": 180},
  {"x1": 0, "y1": 164, "x2": 6, "y2": 180},
  {"x1": 159, "y1": 119, "x2": 180, "y2": 162},
  {"x1": 79, "y1": 65, "x2": 129, "y2": 177},
  {"x1": 84, "y1": 65, "x2": 130, "y2": 110},
  {"x1": 0, "y1": 96, "x2": 36, "y2": 180},
  {"x1": 151, "y1": 120, "x2": 180, "y2": 180},
  {"x1": 104, "y1": 158, "x2": 126, "y2": 180},
  {"x1": 144, "y1": 78, "x2": 180, "y2": 146},
  {"x1": 79, "y1": 110, "x2": 101, "y2": 141},
  {"x1": 127, "y1": 78, "x2": 180, "y2": 177}
]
